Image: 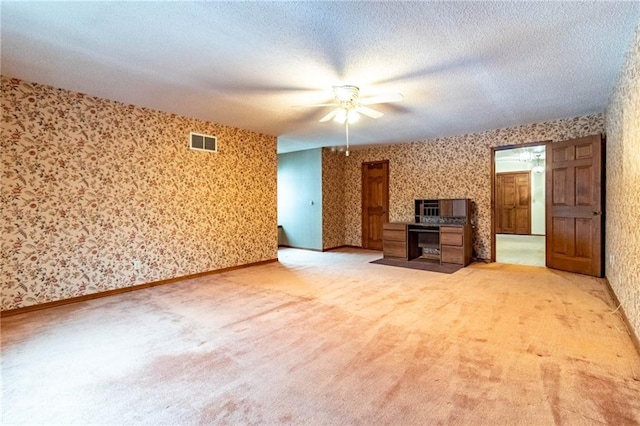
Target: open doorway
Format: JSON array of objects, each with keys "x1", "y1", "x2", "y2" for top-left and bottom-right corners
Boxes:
[{"x1": 493, "y1": 144, "x2": 546, "y2": 266}]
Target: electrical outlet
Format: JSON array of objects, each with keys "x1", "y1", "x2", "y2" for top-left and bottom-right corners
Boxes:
[
  {"x1": 609, "y1": 254, "x2": 615, "y2": 266},
  {"x1": 132, "y1": 260, "x2": 141, "y2": 271}
]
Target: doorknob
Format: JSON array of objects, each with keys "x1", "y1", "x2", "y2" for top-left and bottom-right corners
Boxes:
[{"x1": 592, "y1": 211, "x2": 601, "y2": 216}]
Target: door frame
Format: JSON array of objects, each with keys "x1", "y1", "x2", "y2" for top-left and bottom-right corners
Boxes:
[
  {"x1": 490, "y1": 141, "x2": 550, "y2": 262},
  {"x1": 361, "y1": 160, "x2": 389, "y2": 249}
]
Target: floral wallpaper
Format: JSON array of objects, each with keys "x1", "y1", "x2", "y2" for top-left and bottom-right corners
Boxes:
[
  {"x1": 605, "y1": 22, "x2": 640, "y2": 340},
  {"x1": 322, "y1": 148, "x2": 346, "y2": 250},
  {"x1": 335, "y1": 114, "x2": 604, "y2": 260},
  {"x1": 1, "y1": 76, "x2": 278, "y2": 311}
]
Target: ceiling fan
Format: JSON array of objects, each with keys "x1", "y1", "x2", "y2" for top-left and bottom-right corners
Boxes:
[
  {"x1": 305, "y1": 85, "x2": 403, "y2": 124},
  {"x1": 298, "y1": 85, "x2": 403, "y2": 156}
]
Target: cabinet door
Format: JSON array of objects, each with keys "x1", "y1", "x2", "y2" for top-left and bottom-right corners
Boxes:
[
  {"x1": 441, "y1": 246, "x2": 464, "y2": 264},
  {"x1": 383, "y1": 229, "x2": 406, "y2": 242},
  {"x1": 440, "y1": 231, "x2": 463, "y2": 246},
  {"x1": 452, "y1": 199, "x2": 468, "y2": 217},
  {"x1": 440, "y1": 199, "x2": 468, "y2": 217},
  {"x1": 439, "y1": 200, "x2": 453, "y2": 217},
  {"x1": 383, "y1": 241, "x2": 406, "y2": 258}
]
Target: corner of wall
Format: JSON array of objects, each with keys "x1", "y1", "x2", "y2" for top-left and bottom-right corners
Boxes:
[
  {"x1": 321, "y1": 148, "x2": 347, "y2": 249},
  {"x1": 603, "y1": 19, "x2": 640, "y2": 341}
]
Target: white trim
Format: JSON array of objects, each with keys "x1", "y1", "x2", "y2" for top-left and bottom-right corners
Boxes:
[{"x1": 189, "y1": 132, "x2": 218, "y2": 153}]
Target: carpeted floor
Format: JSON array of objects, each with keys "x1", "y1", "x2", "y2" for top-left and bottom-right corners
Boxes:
[{"x1": 2, "y1": 248, "x2": 639, "y2": 424}]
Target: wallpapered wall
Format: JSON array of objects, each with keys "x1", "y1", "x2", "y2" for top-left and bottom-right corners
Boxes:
[
  {"x1": 1, "y1": 76, "x2": 278, "y2": 311},
  {"x1": 322, "y1": 148, "x2": 346, "y2": 250},
  {"x1": 336, "y1": 114, "x2": 604, "y2": 260},
  {"x1": 605, "y1": 23, "x2": 640, "y2": 339}
]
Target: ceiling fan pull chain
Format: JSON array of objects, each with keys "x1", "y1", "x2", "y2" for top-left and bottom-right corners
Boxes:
[{"x1": 345, "y1": 120, "x2": 350, "y2": 157}]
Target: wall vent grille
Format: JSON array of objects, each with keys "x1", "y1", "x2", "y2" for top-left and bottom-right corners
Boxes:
[{"x1": 189, "y1": 132, "x2": 217, "y2": 153}]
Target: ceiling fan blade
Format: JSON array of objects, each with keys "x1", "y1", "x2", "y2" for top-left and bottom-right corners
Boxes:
[
  {"x1": 292, "y1": 103, "x2": 337, "y2": 108},
  {"x1": 319, "y1": 109, "x2": 339, "y2": 122},
  {"x1": 355, "y1": 105, "x2": 384, "y2": 119},
  {"x1": 360, "y1": 93, "x2": 404, "y2": 105}
]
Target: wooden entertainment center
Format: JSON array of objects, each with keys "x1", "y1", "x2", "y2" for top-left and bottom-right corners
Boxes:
[{"x1": 382, "y1": 199, "x2": 473, "y2": 266}]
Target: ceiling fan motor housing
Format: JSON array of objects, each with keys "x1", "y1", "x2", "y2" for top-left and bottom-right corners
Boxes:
[{"x1": 334, "y1": 85, "x2": 360, "y2": 103}]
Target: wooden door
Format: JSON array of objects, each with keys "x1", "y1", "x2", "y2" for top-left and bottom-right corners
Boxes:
[
  {"x1": 546, "y1": 135, "x2": 603, "y2": 277},
  {"x1": 496, "y1": 172, "x2": 531, "y2": 235},
  {"x1": 362, "y1": 160, "x2": 389, "y2": 250}
]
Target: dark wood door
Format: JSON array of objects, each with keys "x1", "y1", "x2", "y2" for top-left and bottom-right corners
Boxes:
[
  {"x1": 362, "y1": 160, "x2": 389, "y2": 250},
  {"x1": 546, "y1": 135, "x2": 603, "y2": 277},
  {"x1": 496, "y1": 172, "x2": 531, "y2": 235}
]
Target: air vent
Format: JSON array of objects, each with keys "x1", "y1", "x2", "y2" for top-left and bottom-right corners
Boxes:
[{"x1": 189, "y1": 132, "x2": 217, "y2": 153}]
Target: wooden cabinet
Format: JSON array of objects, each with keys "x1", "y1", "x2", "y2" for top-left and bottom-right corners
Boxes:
[
  {"x1": 384, "y1": 198, "x2": 474, "y2": 267},
  {"x1": 415, "y1": 198, "x2": 470, "y2": 222},
  {"x1": 383, "y1": 223, "x2": 473, "y2": 266},
  {"x1": 382, "y1": 223, "x2": 473, "y2": 266},
  {"x1": 440, "y1": 225, "x2": 472, "y2": 266},
  {"x1": 382, "y1": 198, "x2": 473, "y2": 266},
  {"x1": 383, "y1": 223, "x2": 408, "y2": 259}
]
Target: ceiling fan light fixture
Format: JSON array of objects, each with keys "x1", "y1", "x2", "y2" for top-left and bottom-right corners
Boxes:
[{"x1": 333, "y1": 108, "x2": 360, "y2": 124}]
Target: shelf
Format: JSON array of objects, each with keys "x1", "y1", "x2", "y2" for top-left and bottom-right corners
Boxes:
[
  {"x1": 418, "y1": 243, "x2": 439, "y2": 249},
  {"x1": 420, "y1": 253, "x2": 440, "y2": 260}
]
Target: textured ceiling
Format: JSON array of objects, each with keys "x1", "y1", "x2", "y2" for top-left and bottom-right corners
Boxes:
[{"x1": 2, "y1": 2, "x2": 638, "y2": 153}]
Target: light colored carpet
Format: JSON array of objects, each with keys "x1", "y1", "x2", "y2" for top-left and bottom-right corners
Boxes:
[
  {"x1": 496, "y1": 234, "x2": 546, "y2": 267},
  {"x1": 2, "y1": 248, "x2": 639, "y2": 424}
]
